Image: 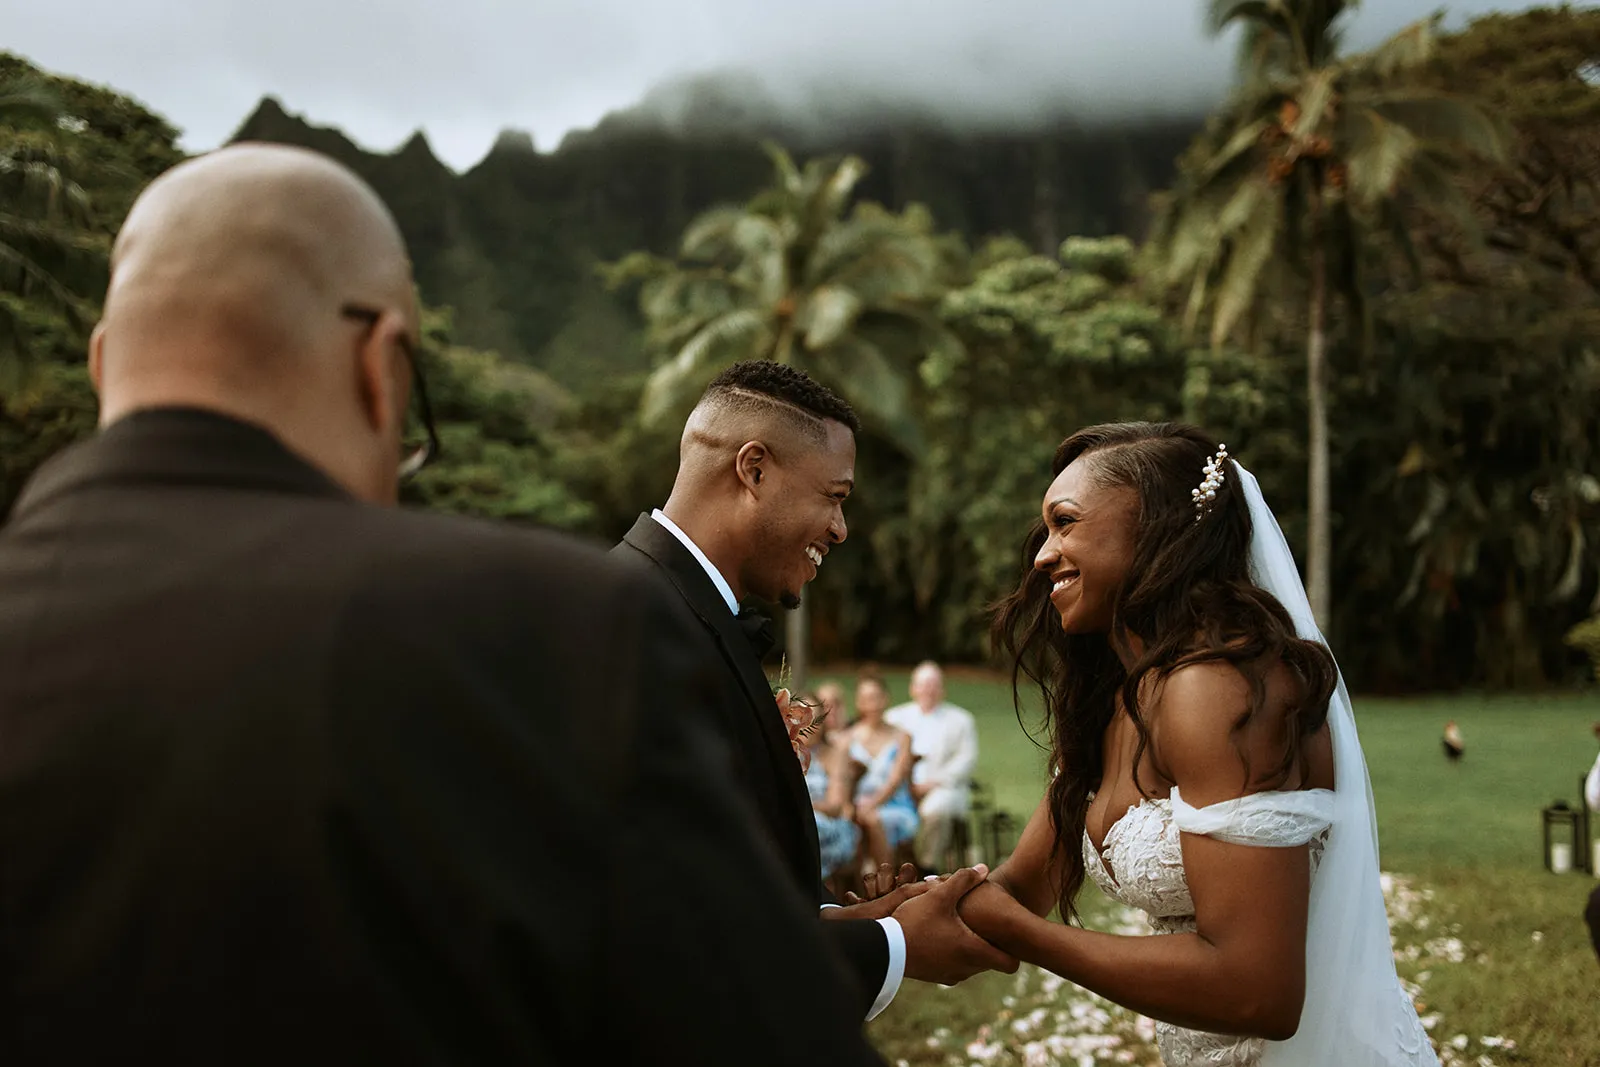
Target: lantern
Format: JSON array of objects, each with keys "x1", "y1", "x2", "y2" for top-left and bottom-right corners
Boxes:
[{"x1": 1543, "y1": 801, "x2": 1579, "y2": 874}]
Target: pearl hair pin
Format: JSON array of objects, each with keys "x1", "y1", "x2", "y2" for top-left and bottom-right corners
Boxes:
[{"x1": 1192, "y1": 444, "x2": 1229, "y2": 521}]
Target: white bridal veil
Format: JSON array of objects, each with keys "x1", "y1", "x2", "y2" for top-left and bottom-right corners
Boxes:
[{"x1": 1234, "y1": 464, "x2": 1438, "y2": 1067}]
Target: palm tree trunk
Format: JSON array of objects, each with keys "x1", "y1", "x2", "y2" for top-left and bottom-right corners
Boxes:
[
  {"x1": 775, "y1": 311, "x2": 806, "y2": 685},
  {"x1": 1306, "y1": 230, "x2": 1332, "y2": 631},
  {"x1": 786, "y1": 601, "x2": 809, "y2": 694},
  {"x1": 773, "y1": 319, "x2": 795, "y2": 365}
]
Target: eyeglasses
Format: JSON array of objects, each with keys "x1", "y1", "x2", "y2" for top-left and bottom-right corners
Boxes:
[{"x1": 340, "y1": 304, "x2": 440, "y2": 480}]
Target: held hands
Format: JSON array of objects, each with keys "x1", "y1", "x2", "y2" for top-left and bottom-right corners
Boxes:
[
  {"x1": 843, "y1": 862, "x2": 922, "y2": 907},
  {"x1": 823, "y1": 861, "x2": 1020, "y2": 984},
  {"x1": 823, "y1": 863, "x2": 931, "y2": 922},
  {"x1": 894, "y1": 864, "x2": 1020, "y2": 985}
]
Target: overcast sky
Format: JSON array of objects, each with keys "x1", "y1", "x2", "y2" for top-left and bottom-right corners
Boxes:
[{"x1": 3, "y1": 0, "x2": 1554, "y2": 170}]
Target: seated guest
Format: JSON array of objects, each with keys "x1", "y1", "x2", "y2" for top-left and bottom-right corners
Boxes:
[
  {"x1": 848, "y1": 673, "x2": 920, "y2": 877},
  {"x1": 803, "y1": 689, "x2": 863, "y2": 885},
  {"x1": 0, "y1": 144, "x2": 884, "y2": 1066},
  {"x1": 888, "y1": 661, "x2": 979, "y2": 871},
  {"x1": 815, "y1": 681, "x2": 850, "y2": 742},
  {"x1": 1587, "y1": 724, "x2": 1600, "y2": 963}
]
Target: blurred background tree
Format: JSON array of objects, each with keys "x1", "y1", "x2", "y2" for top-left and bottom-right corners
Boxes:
[{"x1": 4, "y1": 3, "x2": 1597, "y2": 691}]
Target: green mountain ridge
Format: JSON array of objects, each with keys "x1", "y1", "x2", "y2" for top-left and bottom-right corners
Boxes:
[{"x1": 228, "y1": 85, "x2": 1201, "y2": 390}]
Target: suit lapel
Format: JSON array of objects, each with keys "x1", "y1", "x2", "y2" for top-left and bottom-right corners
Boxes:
[{"x1": 618, "y1": 515, "x2": 820, "y2": 867}]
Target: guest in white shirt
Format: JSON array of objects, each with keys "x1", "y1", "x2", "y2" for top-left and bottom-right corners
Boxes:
[
  {"x1": 887, "y1": 661, "x2": 979, "y2": 871},
  {"x1": 1586, "y1": 723, "x2": 1600, "y2": 962}
]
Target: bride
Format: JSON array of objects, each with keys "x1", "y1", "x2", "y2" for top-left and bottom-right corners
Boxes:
[{"x1": 955, "y1": 422, "x2": 1437, "y2": 1067}]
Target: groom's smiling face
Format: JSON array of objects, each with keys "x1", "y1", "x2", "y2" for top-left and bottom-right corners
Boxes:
[
  {"x1": 1035, "y1": 456, "x2": 1139, "y2": 634},
  {"x1": 740, "y1": 418, "x2": 855, "y2": 609}
]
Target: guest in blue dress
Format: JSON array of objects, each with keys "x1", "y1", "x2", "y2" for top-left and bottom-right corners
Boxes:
[
  {"x1": 846, "y1": 673, "x2": 920, "y2": 878},
  {"x1": 805, "y1": 751, "x2": 860, "y2": 881},
  {"x1": 802, "y1": 683, "x2": 860, "y2": 882}
]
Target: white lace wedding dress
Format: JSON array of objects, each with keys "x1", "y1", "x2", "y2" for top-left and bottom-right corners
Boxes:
[
  {"x1": 1066, "y1": 465, "x2": 1438, "y2": 1067},
  {"x1": 1081, "y1": 786, "x2": 1427, "y2": 1067}
]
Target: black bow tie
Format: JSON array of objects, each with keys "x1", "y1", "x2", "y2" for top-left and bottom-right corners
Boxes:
[{"x1": 736, "y1": 607, "x2": 776, "y2": 660}]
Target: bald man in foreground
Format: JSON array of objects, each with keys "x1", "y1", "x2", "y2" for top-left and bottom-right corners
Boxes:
[{"x1": 0, "y1": 145, "x2": 886, "y2": 1066}]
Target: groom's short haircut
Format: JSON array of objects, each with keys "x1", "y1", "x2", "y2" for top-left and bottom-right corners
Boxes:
[{"x1": 699, "y1": 361, "x2": 861, "y2": 445}]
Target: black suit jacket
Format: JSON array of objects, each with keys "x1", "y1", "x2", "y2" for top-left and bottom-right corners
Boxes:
[
  {"x1": 0, "y1": 409, "x2": 884, "y2": 1067},
  {"x1": 615, "y1": 514, "x2": 891, "y2": 1017}
]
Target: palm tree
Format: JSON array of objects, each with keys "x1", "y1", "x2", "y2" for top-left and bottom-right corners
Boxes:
[
  {"x1": 611, "y1": 143, "x2": 960, "y2": 686},
  {"x1": 0, "y1": 73, "x2": 102, "y2": 382},
  {"x1": 1148, "y1": 1, "x2": 1503, "y2": 628}
]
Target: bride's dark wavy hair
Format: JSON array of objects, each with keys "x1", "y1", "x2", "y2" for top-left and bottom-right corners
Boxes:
[{"x1": 991, "y1": 422, "x2": 1336, "y2": 922}]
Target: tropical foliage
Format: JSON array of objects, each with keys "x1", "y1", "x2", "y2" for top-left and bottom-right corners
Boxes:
[
  {"x1": 1146, "y1": 0, "x2": 1505, "y2": 627},
  {"x1": 0, "y1": 65, "x2": 106, "y2": 384},
  {"x1": 606, "y1": 143, "x2": 958, "y2": 452},
  {"x1": 399, "y1": 308, "x2": 595, "y2": 530},
  {"x1": 4, "y1": 5, "x2": 1598, "y2": 692}
]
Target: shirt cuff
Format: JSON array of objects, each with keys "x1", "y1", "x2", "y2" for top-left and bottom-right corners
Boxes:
[
  {"x1": 819, "y1": 903, "x2": 842, "y2": 910},
  {"x1": 866, "y1": 917, "x2": 906, "y2": 1021}
]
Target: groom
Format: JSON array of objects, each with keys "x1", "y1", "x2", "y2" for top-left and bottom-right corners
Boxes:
[{"x1": 616, "y1": 361, "x2": 1015, "y2": 1020}]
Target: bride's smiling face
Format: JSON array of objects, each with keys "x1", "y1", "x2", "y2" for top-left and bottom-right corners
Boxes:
[{"x1": 1034, "y1": 456, "x2": 1141, "y2": 634}]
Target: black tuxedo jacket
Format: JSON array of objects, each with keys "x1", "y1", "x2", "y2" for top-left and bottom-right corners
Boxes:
[
  {"x1": 615, "y1": 514, "x2": 891, "y2": 1017},
  {"x1": 0, "y1": 409, "x2": 884, "y2": 1067}
]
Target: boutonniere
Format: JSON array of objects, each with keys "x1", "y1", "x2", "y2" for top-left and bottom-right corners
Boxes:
[{"x1": 772, "y1": 658, "x2": 827, "y2": 773}]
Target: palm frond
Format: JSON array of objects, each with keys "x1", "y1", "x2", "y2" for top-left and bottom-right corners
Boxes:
[
  {"x1": 1215, "y1": 176, "x2": 1270, "y2": 238},
  {"x1": 1341, "y1": 106, "x2": 1418, "y2": 204},
  {"x1": 810, "y1": 337, "x2": 924, "y2": 455},
  {"x1": 1356, "y1": 90, "x2": 1507, "y2": 160},
  {"x1": 1160, "y1": 178, "x2": 1246, "y2": 284},
  {"x1": 0, "y1": 237, "x2": 88, "y2": 314},
  {"x1": 640, "y1": 309, "x2": 773, "y2": 425},
  {"x1": 760, "y1": 141, "x2": 802, "y2": 195},
  {"x1": 1182, "y1": 255, "x2": 1215, "y2": 337},
  {"x1": 1211, "y1": 188, "x2": 1285, "y2": 345},
  {"x1": 681, "y1": 206, "x2": 765, "y2": 261},
  {"x1": 1357, "y1": 14, "x2": 1440, "y2": 80},
  {"x1": 1408, "y1": 146, "x2": 1484, "y2": 226},
  {"x1": 819, "y1": 156, "x2": 868, "y2": 222},
  {"x1": 1207, "y1": 0, "x2": 1283, "y2": 36},
  {"x1": 597, "y1": 250, "x2": 674, "y2": 291},
  {"x1": 1195, "y1": 118, "x2": 1274, "y2": 186},
  {"x1": 1291, "y1": 67, "x2": 1339, "y2": 137},
  {"x1": 639, "y1": 268, "x2": 742, "y2": 330},
  {"x1": 808, "y1": 214, "x2": 930, "y2": 284},
  {"x1": 797, "y1": 285, "x2": 863, "y2": 350}
]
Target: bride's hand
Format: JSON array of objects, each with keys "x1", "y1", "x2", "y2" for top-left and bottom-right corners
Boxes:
[
  {"x1": 826, "y1": 868, "x2": 933, "y2": 922},
  {"x1": 844, "y1": 862, "x2": 921, "y2": 906}
]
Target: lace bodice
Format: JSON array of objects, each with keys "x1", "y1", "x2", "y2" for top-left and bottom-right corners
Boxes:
[{"x1": 1081, "y1": 787, "x2": 1334, "y2": 1067}]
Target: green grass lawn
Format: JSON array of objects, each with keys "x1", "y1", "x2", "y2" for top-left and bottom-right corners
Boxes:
[{"x1": 810, "y1": 669, "x2": 1600, "y2": 1067}]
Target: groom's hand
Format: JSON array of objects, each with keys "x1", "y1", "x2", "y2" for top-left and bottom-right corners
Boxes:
[
  {"x1": 895, "y1": 864, "x2": 1020, "y2": 986},
  {"x1": 843, "y1": 862, "x2": 921, "y2": 906},
  {"x1": 822, "y1": 877, "x2": 933, "y2": 922}
]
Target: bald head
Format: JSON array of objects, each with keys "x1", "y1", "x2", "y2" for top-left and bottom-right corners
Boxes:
[
  {"x1": 91, "y1": 142, "x2": 419, "y2": 503},
  {"x1": 910, "y1": 661, "x2": 945, "y2": 710}
]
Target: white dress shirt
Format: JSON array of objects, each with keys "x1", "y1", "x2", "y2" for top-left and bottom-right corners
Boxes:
[
  {"x1": 887, "y1": 700, "x2": 979, "y2": 795},
  {"x1": 648, "y1": 510, "x2": 905, "y2": 1019},
  {"x1": 1586, "y1": 748, "x2": 1600, "y2": 813}
]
